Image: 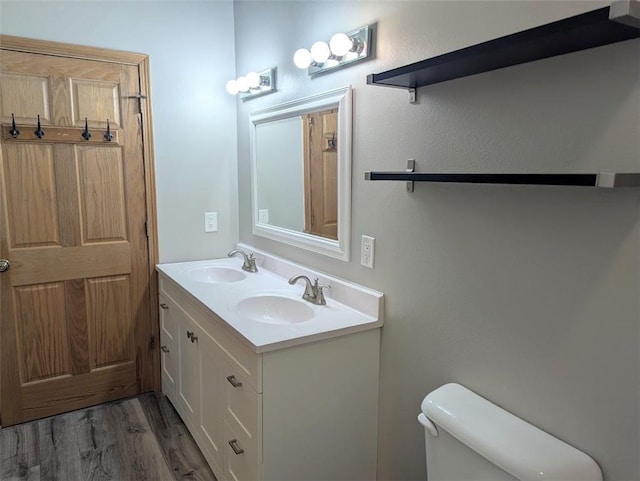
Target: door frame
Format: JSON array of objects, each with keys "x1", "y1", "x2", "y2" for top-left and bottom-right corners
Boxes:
[{"x1": 0, "y1": 35, "x2": 161, "y2": 418}]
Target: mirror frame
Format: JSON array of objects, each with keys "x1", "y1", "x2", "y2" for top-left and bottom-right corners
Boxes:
[{"x1": 249, "y1": 86, "x2": 352, "y2": 261}]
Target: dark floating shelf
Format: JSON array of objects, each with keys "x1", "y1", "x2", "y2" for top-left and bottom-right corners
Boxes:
[
  {"x1": 367, "y1": 6, "x2": 640, "y2": 90},
  {"x1": 364, "y1": 171, "x2": 640, "y2": 188}
]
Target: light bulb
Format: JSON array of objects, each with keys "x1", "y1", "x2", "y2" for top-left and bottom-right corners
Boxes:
[
  {"x1": 225, "y1": 79, "x2": 239, "y2": 95},
  {"x1": 294, "y1": 48, "x2": 312, "y2": 69},
  {"x1": 310, "y1": 41, "x2": 330, "y2": 64},
  {"x1": 246, "y1": 71, "x2": 261, "y2": 89},
  {"x1": 236, "y1": 76, "x2": 250, "y2": 92},
  {"x1": 344, "y1": 51, "x2": 358, "y2": 62},
  {"x1": 329, "y1": 33, "x2": 353, "y2": 57}
]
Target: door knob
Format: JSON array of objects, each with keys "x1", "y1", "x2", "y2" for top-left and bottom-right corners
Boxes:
[{"x1": 0, "y1": 259, "x2": 9, "y2": 272}]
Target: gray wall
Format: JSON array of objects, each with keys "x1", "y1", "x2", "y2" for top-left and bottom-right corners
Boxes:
[
  {"x1": 0, "y1": 0, "x2": 239, "y2": 263},
  {"x1": 232, "y1": 1, "x2": 639, "y2": 480}
]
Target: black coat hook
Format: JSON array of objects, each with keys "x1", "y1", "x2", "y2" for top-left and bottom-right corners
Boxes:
[
  {"x1": 9, "y1": 113, "x2": 20, "y2": 138},
  {"x1": 34, "y1": 114, "x2": 45, "y2": 139},
  {"x1": 81, "y1": 117, "x2": 92, "y2": 141},
  {"x1": 104, "y1": 119, "x2": 113, "y2": 142},
  {"x1": 328, "y1": 133, "x2": 336, "y2": 150}
]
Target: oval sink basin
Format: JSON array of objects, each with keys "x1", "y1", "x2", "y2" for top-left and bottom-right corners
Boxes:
[
  {"x1": 236, "y1": 295, "x2": 314, "y2": 325},
  {"x1": 189, "y1": 266, "x2": 246, "y2": 283}
]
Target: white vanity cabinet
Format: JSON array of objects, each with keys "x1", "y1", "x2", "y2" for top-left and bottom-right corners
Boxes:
[{"x1": 158, "y1": 273, "x2": 381, "y2": 481}]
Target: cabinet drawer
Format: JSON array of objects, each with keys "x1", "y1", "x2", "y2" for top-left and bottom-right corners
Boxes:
[
  {"x1": 214, "y1": 320, "x2": 261, "y2": 392},
  {"x1": 223, "y1": 364, "x2": 261, "y2": 450},
  {"x1": 224, "y1": 419, "x2": 260, "y2": 481}
]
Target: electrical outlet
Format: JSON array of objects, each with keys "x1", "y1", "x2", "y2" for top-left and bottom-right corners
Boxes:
[
  {"x1": 204, "y1": 212, "x2": 218, "y2": 232},
  {"x1": 361, "y1": 235, "x2": 375, "y2": 268},
  {"x1": 258, "y1": 209, "x2": 269, "y2": 224}
]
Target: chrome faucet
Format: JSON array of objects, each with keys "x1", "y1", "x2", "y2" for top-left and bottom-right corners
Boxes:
[
  {"x1": 227, "y1": 249, "x2": 258, "y2": 273},
  {"x1": 288, "y1": 275, "x2": 328, "y2": 305}
]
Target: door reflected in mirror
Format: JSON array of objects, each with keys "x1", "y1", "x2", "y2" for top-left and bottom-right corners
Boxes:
[
  {"x1": 250, "y1": 87, "x2": 352, "y2": 261},
  {"x1": 255, "y1": 109, "x2": 338, "y2": 240}
]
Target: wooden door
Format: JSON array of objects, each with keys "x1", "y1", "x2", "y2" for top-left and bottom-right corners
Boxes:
[
  {"x1": 0, "y1": 39, "x2": 158, "y2": 426},
  {"x1": 303, "y1": 109, "x2": 338, "y2": 240}
]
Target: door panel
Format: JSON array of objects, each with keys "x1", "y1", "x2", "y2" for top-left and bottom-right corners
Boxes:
[
  {"x1": 77, "y1": 146, "x2": 127, "y2": 242},
  {"x1": 0, "y1": 43, "x2": 156, "y2": 425},
  {"x1": 86, "y1": 275, "x2": 133, "y2": 368},
  {"x1": 15, "y1": 282, "x2": 70, "y2": 382},
  {"x1": 3, "y1": 143, "x2": 60, "y2": 247},
  {"x1": 69, "y1": 78, "x2": 121, "y2": 127},
  {"x1": 0, "y1": 72, "x2": 52, "y2": 123}
]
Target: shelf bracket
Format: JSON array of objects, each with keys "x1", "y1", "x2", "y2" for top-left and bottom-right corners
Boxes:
[
  {"x1": 406, "y1": 159, "x2": 415, "y2": 192},
  {"x1": 609, "y1": 0, "x2": 640, "y2": 28},
  {"x1": 408, "y1": 88, "x2": 417, "y2": 104}
]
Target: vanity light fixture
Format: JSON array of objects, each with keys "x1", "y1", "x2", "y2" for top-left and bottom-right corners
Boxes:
[
  {"x1": 226, "y1": 67, "x2": 276, "y2": 101},
  {"x1": 294, "y1": 25, "x2": 373, "y2": 76}
]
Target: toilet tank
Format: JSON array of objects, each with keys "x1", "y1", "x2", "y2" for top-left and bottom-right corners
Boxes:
[{"x1": 418, "y1": 383, "x2": 603, "y2": 481}]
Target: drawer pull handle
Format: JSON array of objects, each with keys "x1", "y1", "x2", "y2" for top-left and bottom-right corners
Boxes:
[
  {"x1": 160, "y1": 345, "x2": 170, "y2": 353},
  {"x1": 160, "y1": 303, "x2": 169, "y2": 309},
  {"x1": 187, "y1": 331, "x2": 198, "y2": 343},
  {"x1": 226, "y1": 375, "x2": 243, "y2": 388},
  {"x1": 228, "y1": 439, "x2": 244, "y2": 455}
]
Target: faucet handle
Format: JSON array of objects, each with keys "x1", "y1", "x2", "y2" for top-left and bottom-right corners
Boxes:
[
  {"x1": 228, "y1": 248, "x2": 258, "y2": 272},
  {"x1": 246, "y1": 253, "x2": 258, "y2": 273},
  {"x1": 314, "y1": 279, "x2": 330, "y2": 305}
]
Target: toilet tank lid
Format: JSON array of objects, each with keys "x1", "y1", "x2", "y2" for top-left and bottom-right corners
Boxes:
[{"x1": 422, "y1": 383, "x2": 603, "y2": 481}]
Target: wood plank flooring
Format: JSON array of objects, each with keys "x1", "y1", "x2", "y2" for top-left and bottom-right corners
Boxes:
[{"x1": 0, "y1": 394, "x2": 217, "y2": 481}]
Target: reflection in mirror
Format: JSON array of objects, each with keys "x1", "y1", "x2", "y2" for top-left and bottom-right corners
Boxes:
[
  {"x1": 255, "y1": 117, "x2": 305, "y2": 232},
  {"x1": 250, "y1": 86, "x2": 352, "y2": 261}
]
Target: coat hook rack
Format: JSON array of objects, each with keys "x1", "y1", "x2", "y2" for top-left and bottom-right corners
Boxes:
[
  {"x1": 9, "y1": 113, "x2": 20, "y2": 138},
  {"x1": 34, "y1": 114, "x2": 44, "y2": 139},
  {"x1": 104, "y1": 119, "x2": 113, "y2": 142},
  {"x1": 81, "y1": 117, "x2": 92, "y2": 141}
]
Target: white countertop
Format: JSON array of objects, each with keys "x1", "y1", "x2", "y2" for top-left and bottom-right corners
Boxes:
[{"x1": 156, "y1": 248, "x2": 383, "y2": 353}]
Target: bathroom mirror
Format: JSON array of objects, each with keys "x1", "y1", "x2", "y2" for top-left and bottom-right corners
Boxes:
[{"x1": 249, "y1": 86, "x2": 352, "y2": 261}]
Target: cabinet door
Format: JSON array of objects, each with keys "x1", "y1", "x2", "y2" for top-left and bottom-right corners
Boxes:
[
  {"x1": 159, "y1": 294, "x2": 177, "y2": 399},
  {"x1": 198, "y1": 327, "x2": 224, "y2": 474},
  {"x1": 177, "y1": 311, "x2": 201, "y2": 423}
]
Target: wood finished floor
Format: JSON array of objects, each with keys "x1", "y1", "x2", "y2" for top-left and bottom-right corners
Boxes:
[{"x1": 0, "y1": 394, "x2": 217, "y2": 481}]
